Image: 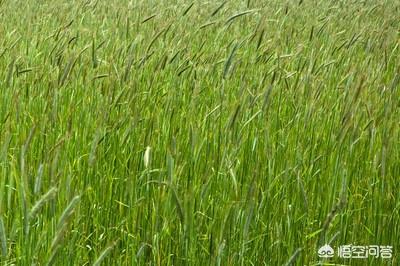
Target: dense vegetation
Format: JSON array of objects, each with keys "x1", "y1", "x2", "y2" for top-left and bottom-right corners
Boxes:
[{"x1": 0, "y1": 0, "x2": 399, "y2": 265}]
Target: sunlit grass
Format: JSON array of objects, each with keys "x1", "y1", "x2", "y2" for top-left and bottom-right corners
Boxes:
[{"x1": 0, "y1": 0, "x2": 399, "y2": 265}]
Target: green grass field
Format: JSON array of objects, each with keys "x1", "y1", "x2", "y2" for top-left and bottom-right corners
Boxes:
[{"x1": 0, "y1": 0, "x2": 399, "y2": 265}]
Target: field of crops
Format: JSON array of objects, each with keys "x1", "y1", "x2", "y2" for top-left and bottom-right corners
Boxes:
[{"x1": 0, "y1": 0, "x2": 399, "y2": 265}]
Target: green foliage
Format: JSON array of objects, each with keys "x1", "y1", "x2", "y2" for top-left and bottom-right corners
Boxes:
[{"x1": 0, "y1": 0, "x2": 399, "y2": 265}]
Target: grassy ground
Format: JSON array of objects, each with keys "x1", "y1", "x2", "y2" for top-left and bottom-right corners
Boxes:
[{"x1": 0, "y1": 0, "x2": 399, "y2": 265}]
